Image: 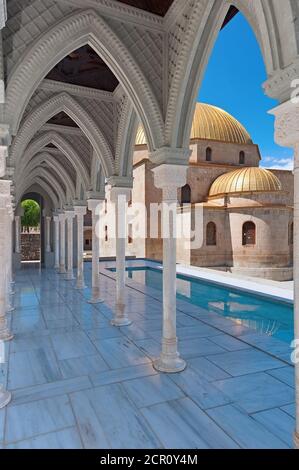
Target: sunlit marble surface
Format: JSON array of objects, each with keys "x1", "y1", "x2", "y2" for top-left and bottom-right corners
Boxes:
[{"x1": 0, "y1": 262, "x2": 295, "y2": 449}]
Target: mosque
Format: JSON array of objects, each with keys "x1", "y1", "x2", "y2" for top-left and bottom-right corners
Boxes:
[{"x1": 101, "y1": 103, "x2": 294, "y2": 281}]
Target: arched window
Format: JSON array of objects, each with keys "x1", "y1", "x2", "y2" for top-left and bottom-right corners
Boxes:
[
  {"x1": 289, "y1": 222, "x2": 294, "y2": 246},
  {"x1": 181, "y1": 184, "x2": 191, "y2": 204},
  {"x1": 206, "y1": 147, "x2": 212, "y2": 162},
  {"x1": 239, "y1": 151, "x2": 245, "y2": 164},
  {"x1": 206, "y1": 222, "x2": 217, "y2": 246},
  {"x1": 242, "y1": 221, "x2": 256, "y2": 246}
]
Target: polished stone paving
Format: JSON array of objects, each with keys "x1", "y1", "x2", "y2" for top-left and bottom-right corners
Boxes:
[{"x1": 0, "y1": 263, "x2": 295, "y2": 449}]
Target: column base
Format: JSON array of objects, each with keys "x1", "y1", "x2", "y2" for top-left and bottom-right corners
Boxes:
[
  {"x1": 0, "y1": 329, "x2": 14, "y2": 341},
  {"x1": 0, "y1": 386, "x2": 11, "y2": 409},
  {"x1": 111, "y1": 317, "x2": 132, "y2": 327},
  {"x1": 75, "y1": 281, "x2": 86, "y2": 290},
  {"x1": 59, "y1": 266, "x2": 66, "y2": 275},
  {"x1": 88, "y1": 297, "x2": 104, "y2": 304},
  {"x1": 153, "y1": 354, "x2": 186, "y2": 374},
  {"x1": 111, "y1": 304, "x2": 132, "y2": 327},
  {"x1": 294, "y1": 431, "x2": 299, "y2": 449},
  {"x1": 65, "y1": 271, "x2": 75, "y2": 281}
]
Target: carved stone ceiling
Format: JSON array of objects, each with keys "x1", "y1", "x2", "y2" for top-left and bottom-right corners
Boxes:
[
  {"x1": 116, "y1": 0, "x2": 175, "y2": 16},
  {"x1": 47, "y1": 112, "x2": 79, "y2": 128},
  {"x1": 46, "y1": 45, "x2": 119, "y2": 92}
]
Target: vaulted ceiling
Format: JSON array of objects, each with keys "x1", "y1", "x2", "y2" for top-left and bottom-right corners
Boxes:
[{"x1": 46, "y1": 45, "x2": 119, "y2": 92}]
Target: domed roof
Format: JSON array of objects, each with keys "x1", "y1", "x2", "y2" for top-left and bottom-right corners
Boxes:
[
  {"x1": 135, "y1": 102, "x2": 252, "y2": 146},
  {"x1": 209, "y1": 167, "x2": 282, "y2": 198}
]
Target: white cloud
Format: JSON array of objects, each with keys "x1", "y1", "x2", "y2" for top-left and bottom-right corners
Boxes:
[{"x1": 261, "y1": 157, "x2": 294, "y2": 171}]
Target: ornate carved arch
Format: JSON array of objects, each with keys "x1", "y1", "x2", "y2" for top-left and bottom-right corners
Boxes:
[
  {"x1": 165, "y1": 0, "x2": 284, "y2": 149},
  {"x1": 9, "y1": 92, "x2": 114, "y2": 177},
  {"x1": 17, "y1": 168, "x2": 66, "y2": 208},
  {"x1": 17, "y1": 131, "x2": 90, "y2": 191},
  {"x1": 5, "y1": 9, "x2": 164, "y2": 151},
  {"x1": 21, "y1": 152, "x2": 76, "y2": 202}
]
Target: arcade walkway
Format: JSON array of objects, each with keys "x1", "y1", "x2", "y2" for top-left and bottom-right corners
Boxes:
[{"x1": 0, "y1": 264, "x2": 295, "y2": 449}]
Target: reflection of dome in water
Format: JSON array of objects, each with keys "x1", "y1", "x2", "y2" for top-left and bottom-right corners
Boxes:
[
  {"x1": 135, "y1": 102, "x2": 253, "y2": 146},
  {"x1": 209, "y1": 167, "x2": 282, "y2": 198}
]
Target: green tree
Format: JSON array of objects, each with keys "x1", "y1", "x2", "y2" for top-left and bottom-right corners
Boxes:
[{"x1": 21, "y1": 200, "x2": 40, "y2": 232}]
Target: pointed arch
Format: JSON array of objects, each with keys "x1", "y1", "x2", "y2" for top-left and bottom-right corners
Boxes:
[
  {"x1": 115, "y1": 101, "x2": 139, "y2": 177},
  {"x1": 17, "y1": 130, "x2": 90, "y2": 191},
  {"x1": 21, "y1": 152, "x2": 76, "y2": 202},
  {"x1": 5, "y1": 9, "x2": 164, "y2": 151},
  {"x1": 165, "y1": 0, "x2": 283, "y2": 149},
  {"x1": 19, "y1": 181, "x2": 59, "y2": 210},
  {"x1": 10, "y1": 92, "x2": 114, "y2": 177},
  {"x1": 17, "y1": 168, "x2": 66, "y2": 208}
]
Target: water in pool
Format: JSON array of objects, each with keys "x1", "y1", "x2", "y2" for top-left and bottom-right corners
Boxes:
[{"x1": 123, "y1": 266, "x2": 293, "y2": 344}]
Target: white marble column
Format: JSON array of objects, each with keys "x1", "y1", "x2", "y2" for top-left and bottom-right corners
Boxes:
[
  {"x1": 110, "y1": 187, "x2": 132, "y2": 326},
  {"x1": 45, "y1": 216, "x2": 51, "y2": 253},
  {"x1": 74, "y1": 204, "x2": 87, "y2": 289},
  {"x1": 270, "y1": 101, "x2": 299, "y2": 448},
  {"x1": 87, "y1": 198, "x2": 103, "y2": 303},
  {"x1": 58, "y1": 212, "x2": 66, "y2": 274},
  {"x1": 0, "y1": 181, "x2": 14, "y2": 342},
  {"x1": 15, "y1": 215, "x2": 21, "y2": 254},
  {"x1": 53, "y1": 214, "x2": 60, "y2": 270},
  {"x1": 5, "y1": 207, "x2": 14, "y2": 313},
  {"x1": 65, "y1": 210, "x2": 75, "y2": 280},
  {"x1": 152, "y1": 162, "x2": 188, "y2": 373}
]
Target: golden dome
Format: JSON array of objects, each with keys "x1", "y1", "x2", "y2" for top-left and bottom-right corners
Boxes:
[
  {"x1": 209, "y1": 167, "x2": 282, "y2": 198},
  {"x1": 135, "y1": 102, "x2": 252, "y2": 146}
]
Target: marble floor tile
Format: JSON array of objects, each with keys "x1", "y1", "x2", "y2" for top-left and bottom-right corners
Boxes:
[
  {"x1": 207, "y1": 349, "x2": 285, "y2": 376},
  {"x1": 12, "y1": 313, "x2": 46, "y2": 334},
  {"x1": 90, "y1": 364, "x2": 157, "y2": 388},
  {"x1": 5, "y1": 395, "x2": 76, "y2": 443},
  {"x1": 188, "y1": 357, "x2": 231, "y2": 382},
  {"x1": 280, "y1": 403, "x2": 296, "y2": 418},
  {"x1": 141, "y1": 397, "x2": 239, "y2": 449},
  {"x1": 252, "y1": 408, "x2": 295, "y2": 448},
  {"x1": 170, "y1": 366, "x2": 231, "y2": 410},
  {"x1": 94, "y1": 337, "x2": 151, "y2": 369},
  {"x1": 122, "y1": 374, "x2": 185, "y2": 408},
  {"x1": 8, "y1": 347, "x2": 62, "y2": 390},
  {"x1": 209, "y1": 334, "x2": 252, "y2": 351},
  {"x1": 134, "y1": 339, "x2": 161, "y2": 359},
  {"x1": 267, "y1": 366, "x2": 295, "y2": 388},
  {"x1": 50, "y1": 330, "x2": 97, "y2": 360},
  {"x1": 120, "y1": 323, "x2": 151, "y2": 341},
  {"x1": 5, "y1": 426, "x2": 83, "y2": 449},
  {"x1": 59, "y1": 354, "x2": 109, "y2": 379},
  {"x1": 12, "y1": 375, "x2": 92, "y2": 406},
  {"x1": 10, "y1": 335, "x2": 52, "y2": 354},
  {"x1": 179, "y1": 337, "x2": 226, "y2": 358},
  {"x1": 86, "y1": 326, "x2": 122, "y2": 342},
  {"x1": 70, "y1": 384, "x2": 160, "y2": 449},
  {"x1": 213, "y1": 372, "x2": 294, "y2": 413},
  {"x1": 206, "y1": 405, "x2": 289, "y2": 449}
]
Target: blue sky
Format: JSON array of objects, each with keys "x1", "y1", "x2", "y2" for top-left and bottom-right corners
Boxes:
[{"x1": 198, "y1": 13, "x2": 294, "y2": 170}]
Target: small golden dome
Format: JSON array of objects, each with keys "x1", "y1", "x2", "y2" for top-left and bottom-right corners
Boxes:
[
  {"x1": 209, "y1": 167, "x2": 282, "y2": 198},
  {"x1": 135, "y1": 102, "x2": 252, "y2": 146}
]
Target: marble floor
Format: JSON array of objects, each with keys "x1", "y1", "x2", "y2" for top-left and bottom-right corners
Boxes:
[{"x1": 0, "y1": 263, "x2": 295, "y2": 449}]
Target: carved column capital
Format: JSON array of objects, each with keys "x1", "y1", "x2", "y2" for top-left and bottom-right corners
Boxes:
[
  {"x1": 149, "y1": 147, "x2": 191, "y2": 166},
  {"x1": 269, "y1": 100, "x2": 299, "y2": 149},
  {"x1": 152, "y1": 163, "x2": 187, "y2": 200},
  {"x1": 73, "y1": 205, "x2": 87, "y2": 216}
]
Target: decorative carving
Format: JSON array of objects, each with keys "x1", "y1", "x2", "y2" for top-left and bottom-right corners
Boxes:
[
  {"x1": 270, "y1": 100, "x2": 299, "y2": 148},
  {"x1": 9, "y1": 92, "x2": 115, "y2": 178},
  {"x1": 5, "y1": 9, "x2": 164, "y2": 150},
  {"x1": 152, "y1": 163, "x2": 187, "y2": 199}
]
